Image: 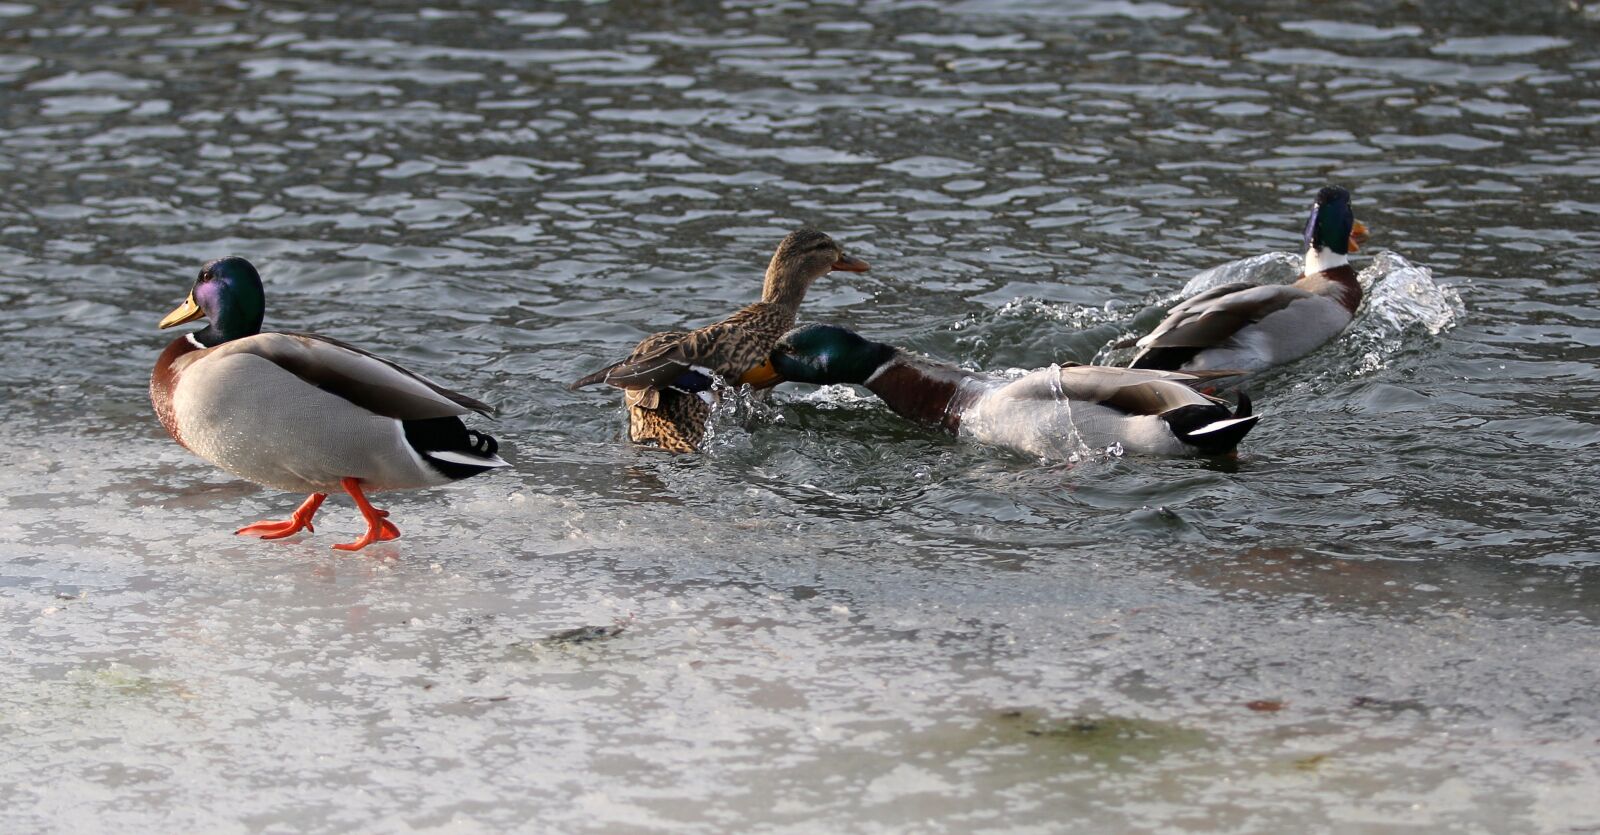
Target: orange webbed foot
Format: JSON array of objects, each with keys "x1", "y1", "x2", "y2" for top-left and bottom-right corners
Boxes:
[
  {"x1": 331, "y1": 478, "x2": 401, "y2": 552},
  {"x1": 236, "y1": 493, "x2": 327, "y2": 541},
  {"x1": 236, "y1": 519, "x2": 314, "y2": 539},
  {"x1": 332, "y1": 515, "x2": 402, "y2": 551},
  {"x1": 332, "y1": 533, "x2": 381, "y2": 552}
]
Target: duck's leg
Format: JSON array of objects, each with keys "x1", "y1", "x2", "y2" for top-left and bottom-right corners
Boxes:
[
  {"x1": 237, "y1": 493, "x2": 327, "y2": 540},
  {"x1": 332, "y1": 477, "x2": 402, "y2": 552}
]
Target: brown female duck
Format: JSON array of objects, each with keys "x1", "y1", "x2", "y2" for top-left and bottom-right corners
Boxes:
[{"x1": 570, "y1": 228, "x2": 869, "y2": 452}]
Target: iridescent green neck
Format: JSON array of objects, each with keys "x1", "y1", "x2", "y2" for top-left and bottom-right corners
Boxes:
[{"x1": 192, "y1": 311, "x2": 262, "y2": 347}]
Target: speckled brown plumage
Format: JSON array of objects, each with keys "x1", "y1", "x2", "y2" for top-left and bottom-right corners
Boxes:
[
  {"x1": 571, "y1": 227, "x2": 869, "y2": 452},
  {"x1": 627, "y1": 389, "x2": 711, "y2": 453}
]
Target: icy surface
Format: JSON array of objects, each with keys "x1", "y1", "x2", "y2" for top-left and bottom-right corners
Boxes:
[{"x1": 3, "y1": 0, "x2": 1600, "y2": 832}]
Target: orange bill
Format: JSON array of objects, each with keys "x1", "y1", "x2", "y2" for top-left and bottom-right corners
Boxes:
[
  {"x1": 1349, "y1": 220, "x2": 1370, "y2": 252},
  {"x1": 738, "y1": 358, "x2": 782, "y2": 389}
]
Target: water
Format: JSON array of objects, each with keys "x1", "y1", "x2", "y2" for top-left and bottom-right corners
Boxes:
[{"x1": 3, "y1": 0, "x2": 1599, "y2": 831}]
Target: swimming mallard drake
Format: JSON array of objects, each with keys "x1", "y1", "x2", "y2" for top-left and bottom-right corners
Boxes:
[
  {"x1": 772, "y1": 324, "x2": 1259, "y2": 458},
  {"x1": 569, "y1": 228, "x2": 869, "y2": 452},
  {"x1": 1128, "y1": 186, "x2": 1369, "y2": 374},
  {"x1": 150, "y1": 257, "x2": 509, "y2": 551}
]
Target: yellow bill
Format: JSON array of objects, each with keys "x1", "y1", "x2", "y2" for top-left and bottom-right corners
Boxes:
[{"x1": 159, "y1": 293, "x2": 204, "y2": 329}]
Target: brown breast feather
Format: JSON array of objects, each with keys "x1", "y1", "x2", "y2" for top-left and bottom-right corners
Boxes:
[{"x1": 150, "y1": 335, "x2": 203, "y2": 449}]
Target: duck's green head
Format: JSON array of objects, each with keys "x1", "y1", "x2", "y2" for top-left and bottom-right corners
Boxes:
[
  {"x1": 771, "y1": 324, "x2": 898, "y2": 385},
  {"x1": 1302, "y1": 185, "x2": 1359, "y2": 256},
  {"x1": 159, "y1": 256, "x2": 265, "y2": 347}
]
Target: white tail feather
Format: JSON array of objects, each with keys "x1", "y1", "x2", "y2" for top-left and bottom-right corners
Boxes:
[
  {"x1": 1187, "y1": 415, "x2": 1258, "y2": 436},
  {"x1": 426, "y1": 450, "x2": 510, "y2": 468}
]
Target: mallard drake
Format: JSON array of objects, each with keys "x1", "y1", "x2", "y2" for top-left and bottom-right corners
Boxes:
[
  {"x1": 1128, "y1": 186, "x2": 1370, "y2": 374},
  {"x1": 771, "y1": 324, "x2": 1259, "y2": 458},
  {"x1": 569, "y1": 228, "x2": 869, "y2": 452},
  {"x1": 150, "y1": 257, "x2": 508, "y2": 551}
]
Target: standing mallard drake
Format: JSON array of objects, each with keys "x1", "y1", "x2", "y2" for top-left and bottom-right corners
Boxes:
[
  {"x1": 570, "y1": 228, "x2": 869, "y2": 452},
  {"x1": 1128, "y1": 186, "x2": 1370, "y2": 374},
  {"x1": 150, "y1": 257, "x2": 508, "y2": 551},
  {"x1": 772, "y1": 325, "x2": 1259, "y2": 458}
]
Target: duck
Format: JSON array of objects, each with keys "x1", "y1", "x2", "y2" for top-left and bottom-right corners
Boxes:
[
  {"x1": 1128, "y1": 185, "x2": 1370, "y2": 374},
  {"x1": 150, "y1": 256, "x2": 509, "y2": 551},
  {"x1": 569, "y1": 227, "x2": 869, "y2": 452},
  {"x1": 771, "y1": 324, "x2": 1260, "y2": 458}
]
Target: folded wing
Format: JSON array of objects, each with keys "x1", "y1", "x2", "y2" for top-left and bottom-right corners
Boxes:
[
  {"x1": 207, "y1": 332, "x2": 495, "y2": 420},
  {"x1": 570, "y1": 320, "x2": 746, "y2": 402},
  {"x1": 1053, "y1": 366, "x2": 1219, "y2": 415},
  {"x1": 1148, "y1": 283, "x2": 1312, "y2": 346}
]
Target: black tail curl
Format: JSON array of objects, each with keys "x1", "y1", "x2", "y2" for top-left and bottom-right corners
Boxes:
[
  {"x1": 1159, "y1": 390, "x2": 1260, "y2": 455},
  {"x1": 465, "y1": 429, "x2": 499, "y2": 458},
  {"x1": 403, "y1": 416, "x2": 504, "y2": 480}
]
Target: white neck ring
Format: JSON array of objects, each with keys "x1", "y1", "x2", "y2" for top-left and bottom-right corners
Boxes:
[{"x1": 1304, "y1": 246, "x2": 1349, "y2": 274}]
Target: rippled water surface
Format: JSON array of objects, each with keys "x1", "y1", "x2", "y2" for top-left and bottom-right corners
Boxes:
[{"x1": 4, "y1": 0, "x2": 1600, "y2": 831}]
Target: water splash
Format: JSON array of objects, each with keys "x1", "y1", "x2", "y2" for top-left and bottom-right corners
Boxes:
[
  {"x1": 988, "y1": 296, "x2": 1139, "y2": 328},
  {"x1": 700, "y1": 382, "x2": 782, "y2": 455},
  {"x1": 952, "y1": 297, "x2": 1139, "y2": 366},
  {"x1": 957, "y1": 364, "x2": 1112, "y2": 463},
  {"x1": 1357, "y1": 251, "x2": 1463, "y2": 337},
  {"x1": 793, "y1": 383, "x2": 874, "y2": 409},
  {"x1": 1042, "y1": 362, "x2": 1102, "y2": 463},
  {"x1": 1341, "y1": 250, "x2": 1465, "y2": 377},
  {"x1": 1177, "y1": 251, "x2": 1303, "y2": 298}
]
